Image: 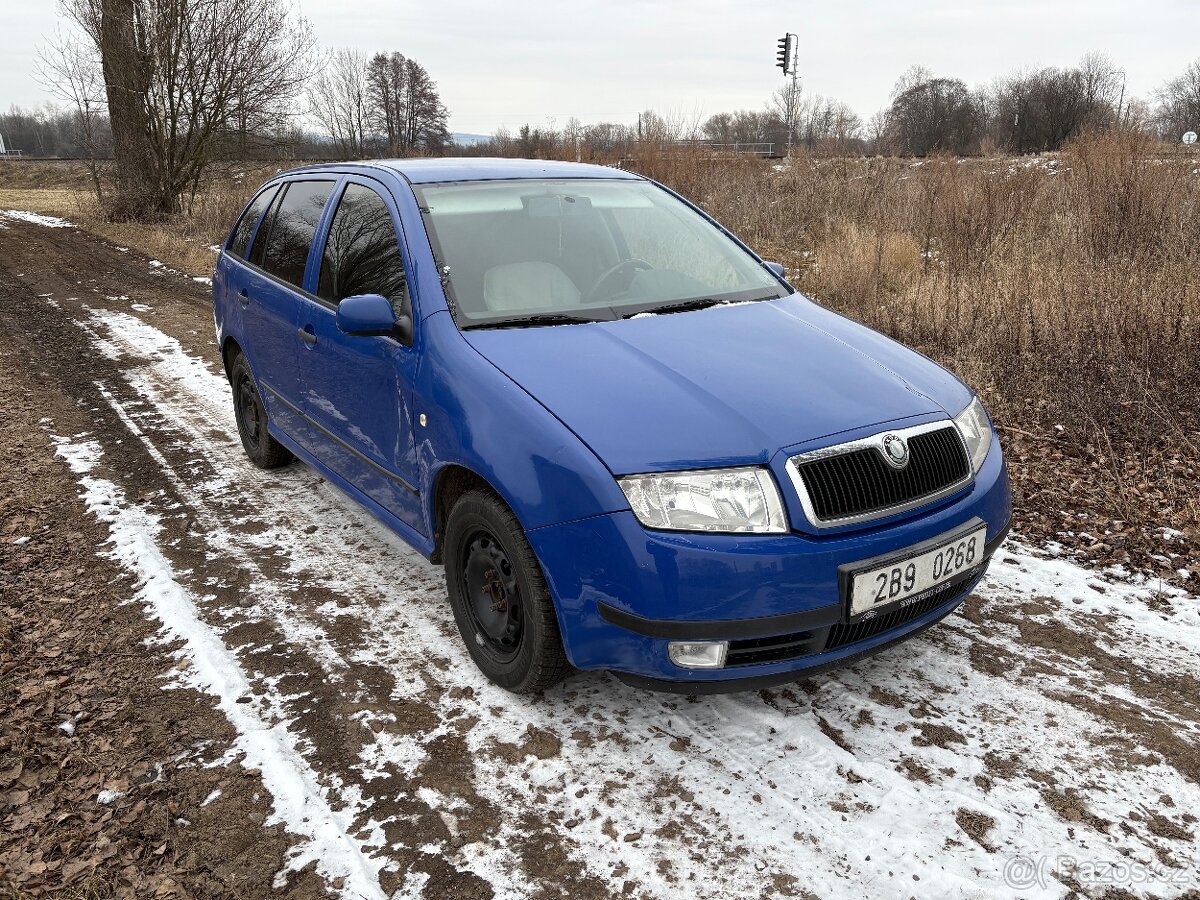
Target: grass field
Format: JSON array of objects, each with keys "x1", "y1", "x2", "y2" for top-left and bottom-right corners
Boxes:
[{"x1": 3, "y1": 135, "x2": 1196, "y2": 585}]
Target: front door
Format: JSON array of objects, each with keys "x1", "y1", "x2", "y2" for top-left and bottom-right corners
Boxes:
[{"x1": 295, "y1": 178, "x2": 423, "y2": 533}]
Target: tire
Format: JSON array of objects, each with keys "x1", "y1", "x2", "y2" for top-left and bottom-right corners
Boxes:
[
  {"x1": 229, "y1": 352, "x2": 293, "y2": 469},
  {"x1": 443, "y1": 490, "x2": 570, "y2": 693}
]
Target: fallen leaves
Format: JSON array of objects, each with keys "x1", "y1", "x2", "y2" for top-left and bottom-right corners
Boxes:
[{"x1": 0, "y1": 365, "x2": 324, "y2": 899}]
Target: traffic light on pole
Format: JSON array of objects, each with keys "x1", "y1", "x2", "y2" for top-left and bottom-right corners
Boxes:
[{"x1": 776, "y1": 35, "x2": 791, "y2": 75}]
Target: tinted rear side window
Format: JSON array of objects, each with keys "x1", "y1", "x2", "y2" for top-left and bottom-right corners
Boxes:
[
  {"x1": 259, "y1": 181, "x2": 333, "y2": 289},
  {"x1": 318, "y1": 184, "x2": 409, "y2": 315},
  {"x1": 227, "y1": 185, "x2": 278, "y2": 258},
  {"x1": 248, "y1": 188, "x2": 283, "y2": 268}
]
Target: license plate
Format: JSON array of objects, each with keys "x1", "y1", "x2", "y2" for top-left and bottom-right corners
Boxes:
[{"x1": 849, "y1": 525, "x2": 987, "y2": 618}]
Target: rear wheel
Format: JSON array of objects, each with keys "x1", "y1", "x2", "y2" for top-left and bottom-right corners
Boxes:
[
  {"x1": 229, "y1": 352, "x2": 292, "y2": 469},
  {"x1": 444, "y1": 490, "x2": 570, "y2": 693}
]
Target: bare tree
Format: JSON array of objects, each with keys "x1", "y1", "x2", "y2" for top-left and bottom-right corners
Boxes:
[
  {"x1": 769, "y1": 80, "x2": 802, "y2": 150},
  {"x1": 1078, "y1": 52, "x2": 1123, "y2": 117},
  {"x1": 399, "y1": 57, "x2": 450, "y2": 154},
  {"x1": 322, "y1": 49, "x2": 449, "y2": 158},
  {"x1": 366, "y1": 52, "x2": 403, "y2": 154},
  {"x1": 891, "y1": 66, "x2": 934, "y2": 101},
  {"x1": 865, "y1": 108, "x2": 892, "y2": 154},
  {"x1": 887, "y1": 75, "x2": 984, "y2": 156},
  {"x1": 0, "y1": 103, "x2": 112, "y2": 157},
  {"x1": 989, "y1": 55, "x2": 1123, "y2": 154},
  {"x1": 36, "y1": 30, "x2": 110, "y2": 199},
  {"x1": 1156, "y1": 58, "x2": 1200, "y2": 139},
  {"x1": 55, "y1": 0, "x2": 313, "y2": 218},
  {"x1": 310, "y1": 48, "x2": 371, "y2": 158},
  {"x1": 795, "y1": 94, "x2": 862, "y2": 153}
]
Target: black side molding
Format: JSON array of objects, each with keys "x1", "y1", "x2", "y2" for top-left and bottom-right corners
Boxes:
[
  {"x1": 598, "y1": 601, "x2": 841, "y2": 642},
  {"x1": 261, "y1": 384, "x2": 418, "y2": 494}
]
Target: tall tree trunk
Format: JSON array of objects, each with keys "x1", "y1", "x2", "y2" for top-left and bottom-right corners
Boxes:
[{"x1": 98, "y1": 0, "x2": 156, "y2": 218}]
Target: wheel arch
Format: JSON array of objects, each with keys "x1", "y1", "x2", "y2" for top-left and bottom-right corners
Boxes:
[
  {"x1": 221, "y1": 335, "x2": 244, "y2": 381},
  {"x1": 429, "y1": 463, "x2": 497, "y2": 564}
]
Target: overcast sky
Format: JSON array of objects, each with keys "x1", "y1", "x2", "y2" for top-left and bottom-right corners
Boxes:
[{"x1": 2, "y1": 1, "x2": 1195, "y2": 135}]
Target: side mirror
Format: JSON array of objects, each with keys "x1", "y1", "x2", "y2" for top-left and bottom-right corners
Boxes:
[
  {"x1": 764, "y1": 261, "x2": 794, "y2": 292},
  {"x1": 336, "y1": 293, "x2": 412, "y2": 344}
]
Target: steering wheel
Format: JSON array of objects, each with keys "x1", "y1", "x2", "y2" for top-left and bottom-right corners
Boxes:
[{"x1": 583, "y1": 258, "x2": 652, "y2": 303}]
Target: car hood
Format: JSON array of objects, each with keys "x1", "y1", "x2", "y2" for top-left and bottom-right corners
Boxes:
[{"x1": 463, "y1": 295, "x2": 973, "y2": 474}]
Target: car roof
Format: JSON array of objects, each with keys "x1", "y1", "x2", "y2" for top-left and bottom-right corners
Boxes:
[{"x1": 281, "y1": 157, "x2": 642, "y2": 185}]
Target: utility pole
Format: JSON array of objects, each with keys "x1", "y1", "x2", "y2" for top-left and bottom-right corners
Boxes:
[
  {"x1": 1115, "y1": 70, "x2": 1127, "y2": 128},
  {"x1": 775, "y1": 33, "x2": 800, "y2": 155}
]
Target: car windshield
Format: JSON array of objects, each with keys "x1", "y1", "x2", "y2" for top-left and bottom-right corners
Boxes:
[{"x1": 412, "y1": 178, "x2": 788, "y2": 328}]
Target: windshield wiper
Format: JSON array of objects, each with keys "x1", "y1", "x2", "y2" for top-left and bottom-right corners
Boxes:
[
  {"x1": 621, "y1": 294, "x2": 780, "y2": 318},
  {"x1": 629, "y1": 297, "x2": 722, "y2": 316},
  {"x1": 462, "y1": 313, "x2": 604, "y2": 330}
]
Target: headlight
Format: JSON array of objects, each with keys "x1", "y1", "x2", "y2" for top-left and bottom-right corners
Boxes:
[
  {"x1": 617, "y1": 467, "x2": 788, "y2": 533},
  {"x1": 953, "y1": 396, "x2": 993, "y2": 473}
]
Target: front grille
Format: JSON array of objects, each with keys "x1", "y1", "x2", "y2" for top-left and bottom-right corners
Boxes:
[{"x1": 792, "y1": 426, "x2": 969, "y2": 524}]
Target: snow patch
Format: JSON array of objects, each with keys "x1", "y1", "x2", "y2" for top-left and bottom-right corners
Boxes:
[
  {"x1": 50, "y1": 433, "x2": 389, "y2": 899},
  {"x1": 1, "y1": 210, "x2": 76, "y2": 228}
]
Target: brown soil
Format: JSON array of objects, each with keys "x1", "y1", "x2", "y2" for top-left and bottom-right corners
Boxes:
[{"x1": 0, "y1": 293, "x2": 328, "y2": 895}]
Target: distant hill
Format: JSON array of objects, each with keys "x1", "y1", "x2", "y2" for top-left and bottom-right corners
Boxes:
[{"x1": 451, "y1": 132, "x2": 490, "y2": 147}]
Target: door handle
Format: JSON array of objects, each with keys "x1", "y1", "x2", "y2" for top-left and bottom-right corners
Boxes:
[
  {"x1": 297, "y1": 326, "x2": 317, "y2": 347},
  {"x1": 237, "y1": 289, "x2": 250, "y2": 307}
]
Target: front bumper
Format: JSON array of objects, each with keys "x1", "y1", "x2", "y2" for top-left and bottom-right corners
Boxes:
[{"x1": 527, "y1": 438, "x2": 1011, "y2": 689}]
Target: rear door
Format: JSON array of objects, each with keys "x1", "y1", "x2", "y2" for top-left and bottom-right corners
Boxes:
[
  {"x1": 240, "y1": 179, "x2": 335, "y2": 436},
  {"x1": 214, "y1": 181, "x2": 278, "y2": 359},
  {"x1": 295, "y1": 177, "x2": 423, "y2": 531}
]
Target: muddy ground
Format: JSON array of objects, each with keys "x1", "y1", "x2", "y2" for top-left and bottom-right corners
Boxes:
[{"x1": 0, "y1": 217, "x2": 1197, "y2": 899}]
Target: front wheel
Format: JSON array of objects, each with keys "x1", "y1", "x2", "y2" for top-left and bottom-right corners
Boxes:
[{"x1": 444, "y1": 490, "x2": 570, "y2": 693}]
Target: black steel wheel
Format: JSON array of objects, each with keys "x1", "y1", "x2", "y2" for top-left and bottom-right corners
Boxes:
[
  {"x1": 229, "y1": 352, "x2": 293, "y2": 469},
  {"x1": 459, "y1": 529, "x2": 524, "y2": 663},
  {"x1": 444, "y1": 490, "x2": 570, "y2": 692}
]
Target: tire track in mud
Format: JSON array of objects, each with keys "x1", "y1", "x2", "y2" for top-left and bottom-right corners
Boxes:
[{"x1": 3, "y1": 220, "x2": 1199, "y2": 899}]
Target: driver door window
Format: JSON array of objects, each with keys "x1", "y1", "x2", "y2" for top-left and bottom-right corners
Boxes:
[{"x1": 319, "y1": 184, "x2": 410, "y2": 320}]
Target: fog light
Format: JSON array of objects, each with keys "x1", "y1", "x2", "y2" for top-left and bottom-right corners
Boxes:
[{"x1": 668, "y1": 641, "x2": 728, "y2": 669}]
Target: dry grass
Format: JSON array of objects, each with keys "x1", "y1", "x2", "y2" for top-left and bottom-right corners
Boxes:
[
  {"x1": 0, "y1": 160, "x2": 280, "y2": 277},
  {"x1": 2, "y1": 140, "x2": 1197, "y2": 578}
]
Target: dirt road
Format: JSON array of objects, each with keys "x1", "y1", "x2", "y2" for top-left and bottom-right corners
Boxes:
[{"x1": 1, "y1": 213, "x2": 1197, "y2": 899}]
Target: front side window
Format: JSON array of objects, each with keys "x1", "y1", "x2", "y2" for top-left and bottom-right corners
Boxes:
[
  {"x1": 413, "y1": 179, "x2": 786, "y2": 327},
  {"x1": 318, "y1": 184, "x2": 409, "y2": 318},
  {"x1": 227, "y1": 185, "x2": 278, "y2": 258},
  {"x1": 258, "y1": 181, "x2": 334, "y2": 289}
]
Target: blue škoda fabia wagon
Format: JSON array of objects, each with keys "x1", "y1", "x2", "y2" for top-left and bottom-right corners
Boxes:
[{"x1": 213, "y1": 159, "x2": 1011, "y2": 694}]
